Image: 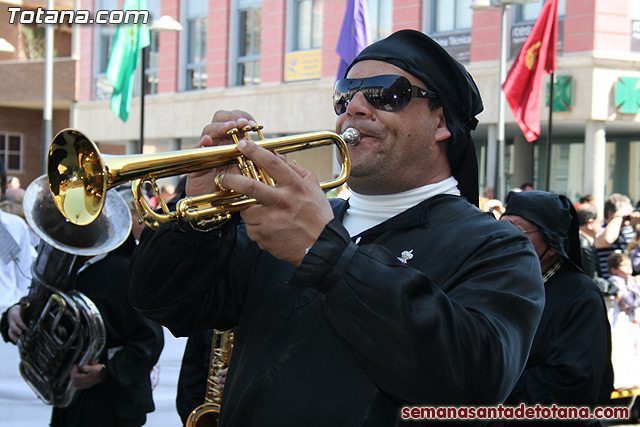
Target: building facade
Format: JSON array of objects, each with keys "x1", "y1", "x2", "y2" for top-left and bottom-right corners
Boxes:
[
  {"x1": 2, "y1": 0, "x2": 640, "y2": 211},
  {"x1": 0, "y1": 0, "x2": 77, "y2": 187}
]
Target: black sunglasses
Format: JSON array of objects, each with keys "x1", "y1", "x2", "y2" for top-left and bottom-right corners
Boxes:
[{"x1": 333, "y1": 74, "x2": 437, "y2": 115}]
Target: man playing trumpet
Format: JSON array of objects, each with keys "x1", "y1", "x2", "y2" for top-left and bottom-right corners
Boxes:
[{"x1": 130, "y1": 30, "x2": 545, "y2": 426}]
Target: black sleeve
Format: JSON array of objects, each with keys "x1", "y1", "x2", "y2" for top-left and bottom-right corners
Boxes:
[
  {"x1": 102, "y1": 312, "x2": 165, "y2": 390},
  {"x1": 0, "y1": 307, "x2": 11, "y2": 343},
  {"x1": 129, "y1": 216, "x2": 249, "y2": 337}
]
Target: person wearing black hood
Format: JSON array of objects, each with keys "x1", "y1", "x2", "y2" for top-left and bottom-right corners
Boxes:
[
  {"x1": 129, "y1": 29, "x2": 545, "y2": 426},
  {"x1": 501, "y1": 191, "x2": 614, "y2": 425}
]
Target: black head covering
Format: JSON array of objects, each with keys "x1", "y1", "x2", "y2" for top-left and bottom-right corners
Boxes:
[
  {"x1": 502, "y1": 191, "x2": 583, "y2": 270},
  {"x1": 345, "y1": 29, "x2": 484, "y2": 206}
]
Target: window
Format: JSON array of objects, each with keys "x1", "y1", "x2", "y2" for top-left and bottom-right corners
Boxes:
[
  {"x1": 144, "y1": 1, "x2": 161, "y2": 95},
  {"x1": 516, "y1": 0, "x2": 566, "y2": 23},
  {"x1": 0, "y1": 133, "x2": 23, "y2": 172},
  {"x1": 434, "y1": 0, "x2": 472, "y2": 33},
  {"x1": 142, "y1": 32, "x2": 160, "y2": 94},
  {"x1": 605, "y1": 140, "x2": 640, "y2": 205},
  {"x1": 185, "y1": 0, "x2": 208, "y2": 90},
  {"x1": 94, "y1": 0, "x2": 118, "y2": 100},
  {"x1": 430, "y1": 0, "x2": 472, "y2": 62},
  {"x1": 368, "y1": 0, "x2": 391, "y2": 41},
  {"x1": 532, "y1": 140, "x2": 584, "y2": 200},
  {"x1": 510, "y1": 0, "x2": 566, "y2": 58},
  {"x1": 633, "y1": 0, "x2": 640, "y2": 19},
  {"x1": 236, "y1": 5, "x2": 262, "y2": 86},
  {"x1": 632, "y1": 0, "x2": 640, "y2": 51},
  {"x1": 293, "y1": 0, "x2": 323, "y2": 50},
  {"x1": 518, "y1": 1, "x2": 542, "y2": 22}
]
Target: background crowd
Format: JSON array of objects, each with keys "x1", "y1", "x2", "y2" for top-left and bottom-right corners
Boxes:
[
  {"x1": 482, "y1": 183, "x2": 640, "y2": 402},
  {"x1": 481, "y1": 181, "x2": 640, "y2": 319}
]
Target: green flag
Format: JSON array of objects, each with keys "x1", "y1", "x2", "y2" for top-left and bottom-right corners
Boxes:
[{"x1": 106, "y1": 0, "x2": 150, "y2": 121}]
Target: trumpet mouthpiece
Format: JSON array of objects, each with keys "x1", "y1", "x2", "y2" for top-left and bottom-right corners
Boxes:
[{"x1": 341, "y1": 128, "x2": 360, "y2": 146}]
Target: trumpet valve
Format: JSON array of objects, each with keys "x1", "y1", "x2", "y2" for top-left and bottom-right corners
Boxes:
[
  {"x1": 253, "y1": 125, "x2": 265, "y2": 140},
  {"x1": 240, "y1": 126, "x2": 254, "y2": 142},
  {"x1": 226, "y1": 128, "x2": 240, "y2": 144}
]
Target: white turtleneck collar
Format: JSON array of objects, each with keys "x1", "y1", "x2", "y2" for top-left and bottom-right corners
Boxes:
[{"x1": 342, "y1": 176, "x2": 461, "y2": 237}]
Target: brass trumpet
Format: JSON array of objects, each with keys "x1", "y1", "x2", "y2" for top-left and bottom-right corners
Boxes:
[{"x1": 47, "y1": 126, "x2": 358, "y2": 229}]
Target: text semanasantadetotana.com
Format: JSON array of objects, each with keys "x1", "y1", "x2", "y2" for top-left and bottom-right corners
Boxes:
[{"x1": 401, "y1": 404, "x2": 629, "y2": 421}]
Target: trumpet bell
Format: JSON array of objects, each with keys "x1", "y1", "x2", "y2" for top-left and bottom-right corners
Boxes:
[{"x1": 47, "y1": 129, "x2": 108, "y2": 226}]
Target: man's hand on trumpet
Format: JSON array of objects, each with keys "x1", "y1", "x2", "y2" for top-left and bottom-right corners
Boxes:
[
  {"x1": 187, "y1": 110, "x2": 257, "y2": 198},
  {"x1": 198, "y1": 110, "x2": 335, "y2": 266}
]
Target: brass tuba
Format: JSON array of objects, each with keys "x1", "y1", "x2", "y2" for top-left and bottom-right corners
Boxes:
[
  {"x1": 185, "y1": 330, "x2": 234, "y2": 427},
  {"x1": 17, "y1": 175, "x2": 131, "y2": 407},
  {"x1": 46, "y1": 126, "x2": 358, "y2": 229}
]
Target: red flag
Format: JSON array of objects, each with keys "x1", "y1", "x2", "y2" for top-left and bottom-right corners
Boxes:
[{"x1": 502, "y1": 0, "x2": 559, "y2": 142}]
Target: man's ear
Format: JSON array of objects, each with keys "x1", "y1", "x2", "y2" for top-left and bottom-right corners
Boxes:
[{"x1": 435, "y1": 111, "x2": 452, "y2": 142}]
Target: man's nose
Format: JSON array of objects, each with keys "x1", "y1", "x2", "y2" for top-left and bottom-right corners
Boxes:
[{"x1": 344, "y1": 91, "x2": 374, "y2": 117}]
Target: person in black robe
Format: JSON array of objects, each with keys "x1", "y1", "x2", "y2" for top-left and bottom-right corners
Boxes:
[
  {"x1": 501, "y1": 191, "x2": 614, "y2": 425},
  {"x1": 2, "y1": 232, "x2": 165, "y2": 427},
  {"x1": 129, "y1": 29, "x2": 545, "y2": 426}
]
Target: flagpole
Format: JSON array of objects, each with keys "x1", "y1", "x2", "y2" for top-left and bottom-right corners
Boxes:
[
  {"x1": 139, "y1": 46, "x2": 146, "y2": 154},
  {"x1": 544, "y1": 72, "x2": 554, "y2": 191},
  {"x1": 497, "y1": 3, "x2": 509, "y2": 201},
  {"x1": 42, "y1": 0, "x2": 54, "y2": 174}
]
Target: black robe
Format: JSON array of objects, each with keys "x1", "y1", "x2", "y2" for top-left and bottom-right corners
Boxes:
[
  {"x1": 50, "y1": 236, "x2": 165, "y2": 427},
  {"x1": 505, "y1": 262, "x2": 614, "y2": 425},
  {"x1": 130, "y1": 195, "x2": 545, "y2": 426}
]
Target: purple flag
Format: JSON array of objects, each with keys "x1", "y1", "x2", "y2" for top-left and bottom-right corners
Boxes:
[{"x1": 336, "y1": 0, "x2": 371, "y2": 80}]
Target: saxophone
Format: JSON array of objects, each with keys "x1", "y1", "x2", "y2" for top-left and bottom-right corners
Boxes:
[{"x1": 185, "y1": 329, "x2": 234, "y2": 427}]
